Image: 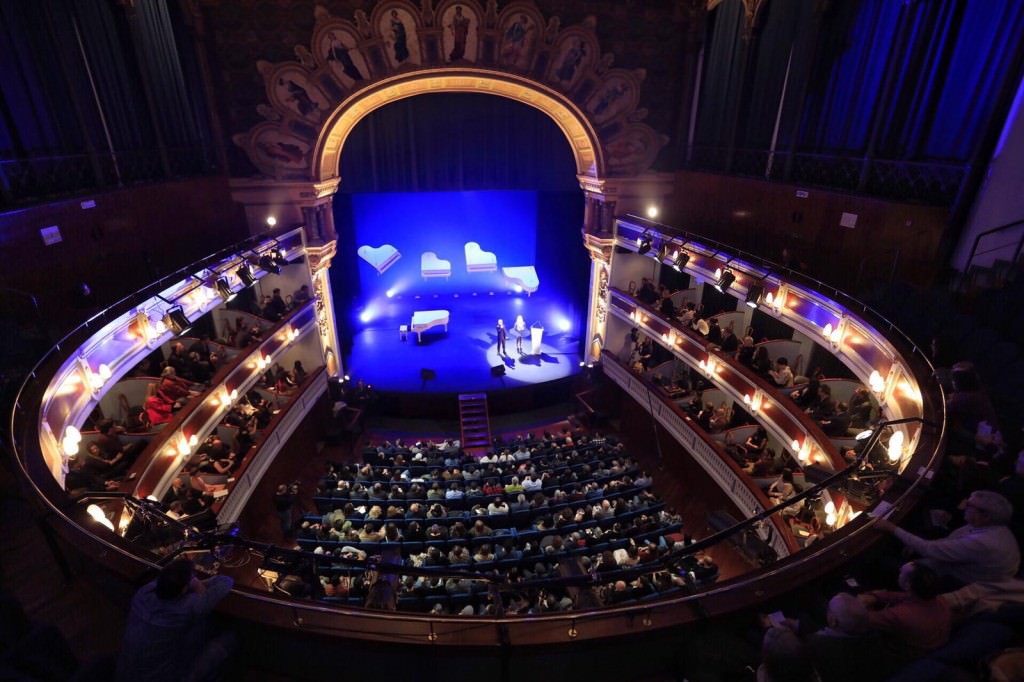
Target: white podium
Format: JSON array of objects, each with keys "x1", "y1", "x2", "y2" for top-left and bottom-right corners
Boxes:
[{"x1": 530, "y1": 323, "x2": 544, "y2": 355}]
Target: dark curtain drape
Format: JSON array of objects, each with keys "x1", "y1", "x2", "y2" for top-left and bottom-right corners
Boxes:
[
  {"x1": 0, "y1": 0, "x2": 216, "y2": 204},
  {"x1": 695, "y1": 0, "x2": 1024, "y2": 166},
  {"x1": 338, "y1": 92, "x2": 579, "y2": 193}
]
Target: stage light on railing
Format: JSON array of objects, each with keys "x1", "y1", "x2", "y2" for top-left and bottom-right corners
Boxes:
[
  {"x1": 824, "y1": 500, "x2": 835, "y2": 515},
  {"x1": 164, "y1": 306, "x2": 192, "y2": 335},
  {"x1": 823, "y1": 323, "x2": 833, "y2": 338},
  {"x1": 869, "y1": 370, "x2": 885, "y2": 395},
  {"x1": 215, "y1": 277, "x2": 234, "y2": 301},
  {"x1": 259, "y1": 253, "x2": 282, "y2": 275},
  {"x1": 673, "y1": 250, "x2": 690, "y2": 271},
  {"x1": 714, "y1": 269, "x2": 736, "y2": 293},
  {"x1": 826, "y1": 511, "x2": 837, "y2": 527},
  {"x1": 745, "y1": 284, "x2": 765, "y2": 308},
  {"x1": 829, "y1": 326, "x2": 843, "y2": 346},
  {"x1": 65, "y1": 426, "x2": 81, "y2": 444},
  {"x1": 86, "y1": 504, "x2": 115, "y2": 531},
  {"x1": 87, "y1": 371, "x2": 104, "y2": 392},
  {"x1": 237, "y1": 263, "x2": 256, "y2": 288},
  {"x1": 230, "y1": 388, "x2": 238, "y2": 401},
  {"x1": 637, "y1": 233, "x2": 652, "y2": 255},
  {"x1": 188, "y1": 434, "x2": 198, "y2": 448},
  {"x1": 62, "y1": 436, "x2": 79, "y2": 458},
  {"x1": 887, "y1": 430, "x2": 904, "y2": 463},
  {"x1": 178, "y1": 434, "x2": 191, "y2": 456},
  {"x1": 657, "y1": 243, "x2": 671, "y2": 262}
]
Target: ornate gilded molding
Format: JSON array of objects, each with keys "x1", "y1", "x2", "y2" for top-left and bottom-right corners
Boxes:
[{"x1": 231, "y1": 0, "x2": 668, "y2": 183}]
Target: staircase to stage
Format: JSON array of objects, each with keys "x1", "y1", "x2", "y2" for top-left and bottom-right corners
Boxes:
[{"x1": 458, "y1": 393, "x2": 492, "y2": 456}]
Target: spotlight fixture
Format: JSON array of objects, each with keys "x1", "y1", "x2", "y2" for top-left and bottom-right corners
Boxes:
[
  {"x1": 637, "y1": 232, "x2": 652, "y2": 256},
  {"x1": 673, "y1": 250, "x2": 690, "y2": 271},
  {"x1": 745, "y1": 283, "x2": 765, "y2": 308},
  {"x1": 258, "y1": 253, "x2": 282, "y2": 275},
  {"x1": 657, "y1": 243, "x2": 671, "y2": 262},
  {"x1": 236, "y1": 263, "x2": 256, "y2": 287},
  {"x1": 163, "y1": 306, "x2": 192, "y2": 335},
  {"x1": 272, "y1": 247, "x2": 289, "y2": 268},
  {"x1": 214, "y1": 278, "x2": 234, "y2": 302},
  {"x1": 714, "y1": 269, "x2": 736, "y2": 293}
]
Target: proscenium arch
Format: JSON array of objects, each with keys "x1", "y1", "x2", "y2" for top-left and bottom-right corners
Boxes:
[{"x1": 313, "y1": 68, "x2": 606, "y2": 184}]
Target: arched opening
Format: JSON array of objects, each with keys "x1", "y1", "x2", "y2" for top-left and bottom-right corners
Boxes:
[
  {"x1": 324, "y1": 90, "x2": 592, "y2": 401},
  {"x1": 313, "y1": 69, "x2": 605, "y2": 184}
]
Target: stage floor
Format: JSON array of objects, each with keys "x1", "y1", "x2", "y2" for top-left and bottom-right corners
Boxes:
[{"x1": 346, "y1": 294, "x2": 582, "y2": 393}]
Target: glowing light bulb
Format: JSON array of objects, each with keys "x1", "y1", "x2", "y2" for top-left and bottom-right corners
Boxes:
[
  {"x1": 826, "y1": 512, "x2": 837, "y2": 527},
  {"x1": 822, "y1": 323, "x2": 833, "y2": 338},
  {"x1": 824, "y1": 501, "x2": 835, "y2": 515},
  {"x1": 98, "y1": 364, "x2": 112, "y2": 381},
  {"x1": 888, "y1": 430, "x2": 904, "y2": 463}
]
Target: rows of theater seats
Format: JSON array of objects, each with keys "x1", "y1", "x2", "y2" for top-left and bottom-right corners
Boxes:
[{"x1": 282, "y1": 434, "x2": 717, "y2": 615}]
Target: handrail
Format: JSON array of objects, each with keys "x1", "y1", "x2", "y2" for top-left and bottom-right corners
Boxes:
[{"x1": 964, "y1": 217, "x2": 1024, "y2": 274}]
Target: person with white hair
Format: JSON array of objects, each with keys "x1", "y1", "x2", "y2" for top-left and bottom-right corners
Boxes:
[{"x1": 874, "y1": 490, "x2": 1020, "y2": 587}]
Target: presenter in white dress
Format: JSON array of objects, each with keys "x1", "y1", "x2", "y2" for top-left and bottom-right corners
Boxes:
[{"x1": 514, "y1": 315, "x2": 527, "y2": 355}]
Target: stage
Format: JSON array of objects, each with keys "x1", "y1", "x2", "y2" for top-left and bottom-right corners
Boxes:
[{"x1": 347, "y1": 293, "x2": 582, "y2": 393}]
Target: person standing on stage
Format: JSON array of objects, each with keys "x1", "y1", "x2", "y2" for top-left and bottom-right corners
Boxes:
[
  {"x1": 514, "y1": 315, "x2": 527, "y2": 354},
  {"x1": 496, "y1": 319, "x2": 507, "y2": 355}
]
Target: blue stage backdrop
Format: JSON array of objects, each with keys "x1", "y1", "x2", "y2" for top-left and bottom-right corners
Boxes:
[
  {"x1": 330, "y1": 189, "x2": 589, "y2": 391},
  {"x1": 352, "y1": 190, "x2": 538, "y2": 299}
]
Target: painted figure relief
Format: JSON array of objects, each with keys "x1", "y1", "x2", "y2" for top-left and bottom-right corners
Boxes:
[
  {"x1": 272, "y1": 70, "x2": 328, "y2": 120},
  {"x1": 379, "y1": 7, "x2": 421, "y2": 67},
  {"x1": 443, "y1": 5, "x2": 474, "y2": 62},
  {"x1": 499, "y1": 13, "x2": 535, "y2": 69},
  {"x1": 554, "y1": 38, "x2": 586, "y2": 84},
  {"x1": 587, "y1": 78, "x2": 631, "y2": 124},
  {"x1": 251, "y1": 127, "x2": 311, "y2": 173},
  {"x1": 323, "y1": 29, "x2": 366, "y2": 84}
]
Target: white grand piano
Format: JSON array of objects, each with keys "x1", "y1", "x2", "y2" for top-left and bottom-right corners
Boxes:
[
  {"x1": 465, "y1": 241, "x2": 497, "y2": 273},
  {"x1": 410, "y1": 310, "x2": 450, "y2": 342},
  {"x1": 501, "y1": 266, "x2": 539, "y2": 296}
]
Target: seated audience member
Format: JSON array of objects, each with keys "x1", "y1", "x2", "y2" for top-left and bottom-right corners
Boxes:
[
  {"x1": 847, "y1": 387, "x2": 873, "y2": 428},
  {"x1": 678, "y1": 302, "x2": 697, "y2": 326},
  {"x1": 144, "y1": 390, "x2": 175, "y2": 426},
  {"x1": 751, "y1": 345, "x2": 773, "y2": 376},
  {"x1": 805, "y1": 593, "x2": 887, "y2": 682},
  {"x1": 873, "y1": 490, "x2": 1020, "y2": 587},
  {"x1": 820, "y1": 402, "x2": 853, "y2": 437},
  {"x1": 859, "y1": 561, "x2": 951, "y2": 662},
  {"x1": 706, "y1": 318, "x2": 722, "y2": 345},
  {"x1": 757, "y1": 625, "x2": 819, "y2": 682},
  {"x1": 116, "y1": 558, "x2": 234, "y2": 682},
  {"x1": 769, "y1": 357, "x2": 794, "y2": 388},
  {"x1": 791, "y1": 372, "x2": 823, "y2": 410},
  {"x1": 736, "y1": 427, "x2": 768, "y2": 459},
  {"x1": 293, "y1": 284, "x2": 312, "y2": 306},
  {"x1": 737, "y1": 335, "x2": 755, "y2": 365}
]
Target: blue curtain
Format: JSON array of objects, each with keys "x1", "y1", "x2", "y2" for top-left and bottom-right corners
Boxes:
[{"x1": 697, "y1": 0, "x2": 1024, "y2": 165}]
